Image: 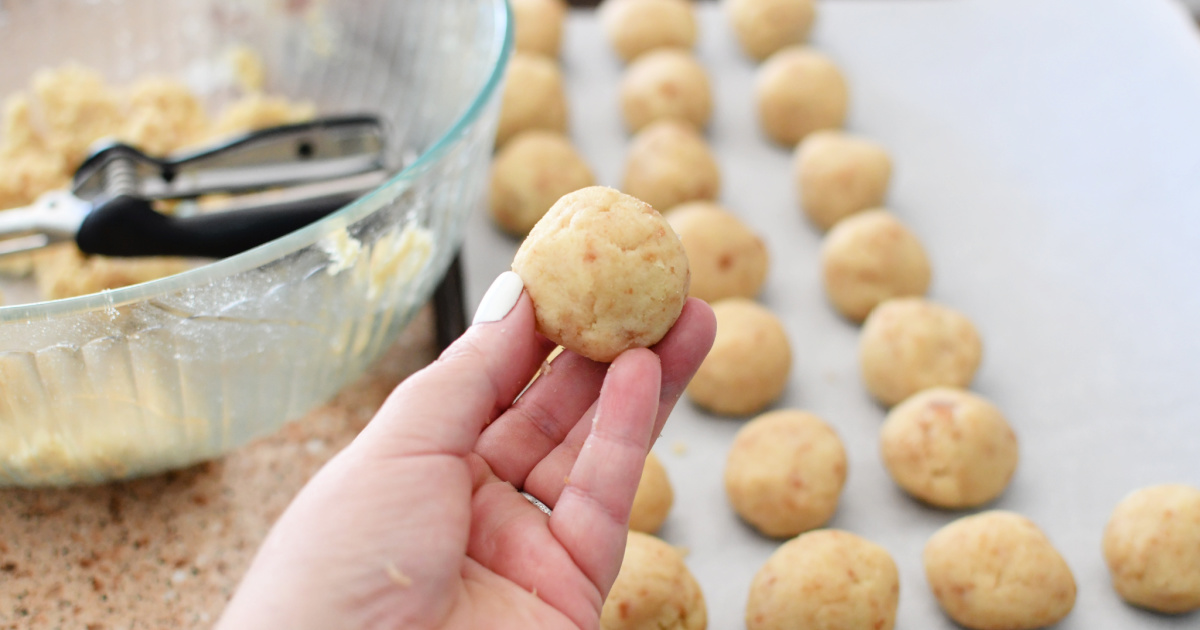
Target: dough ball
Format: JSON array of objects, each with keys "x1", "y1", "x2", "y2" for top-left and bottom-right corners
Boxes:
[
  {"x1": 686, "y1": 298, "x2": 791, "y2": 416},
  {"x1": 601, "y1": 0, "x2": 698, "y2": 63},
  {"x1": 620, "y1": 48, "x2": 712, "y2": 132},
  {"x1": 512, "y1": 186, "x2": 690, "y2": 362},
  {"x1": 795, "y1": 130, "x2": 892, "y2": 231},
  {"x1": 601, "y1": 531, "x2": 707, "y2": 630},
  {"x1": 881, "y1": 388, "x2": 1018, "y2": 509},
  {"x1": 1103, "y1": 484, "x2": 1200, "y2": 614},
  {"x1": 513, "y1": 0, "x2": 567, "y2": 58},
  {"x1": 630, "y1": 452, "x2": 674, "y2": 534},
  {"x1": 623, "y1": 120, "x2": 721, "y2": 214},
  {"x1": 496, "y1": 52, "x2": 568, "y2": 148},
  {"x1": 820, "y1": 209, "x2": 930, "y2": 322},
  {"x1": 489, "y1": 131, "x2": 595, "y2": 236},
  {"x1": 726, "y1": 0, "x2": 816, "y2": 61},
  {"x1": 747, "y1": 530, "x2": 899, "y2": 630},
  {"x1": 725, "y1": 410, "x2": 847, "y2": 538},
  {"x1": 666, "y1": 202, "x2": 769, "y2": 303},
  {"x1": 924, "y1": 511, "x2": 1076, "y2": 630},
  {"x1": 859, "y1": 298, "x2": 983, "y2": 407},
  {"x1": 756, "y1": 47, "x2": 848, "y2": 147}
]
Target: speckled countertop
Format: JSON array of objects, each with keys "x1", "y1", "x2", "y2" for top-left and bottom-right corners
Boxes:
[{"x1": 0, "y1": 308, "x2": 437, "y2": 629}]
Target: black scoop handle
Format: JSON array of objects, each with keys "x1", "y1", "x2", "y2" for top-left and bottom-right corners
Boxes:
[{"x1": 76, "y1": 194, "x2": 354, "y2": 259}]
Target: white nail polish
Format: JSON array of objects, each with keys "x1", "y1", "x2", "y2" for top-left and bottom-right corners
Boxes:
[{"x1": 473, "y1": 271, "x2": 524, "y2": 325}]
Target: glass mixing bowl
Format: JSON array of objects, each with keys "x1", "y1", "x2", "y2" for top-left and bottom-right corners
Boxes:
[{"x1": 0, "y1": 0, "x2": 511, "y2": 486}]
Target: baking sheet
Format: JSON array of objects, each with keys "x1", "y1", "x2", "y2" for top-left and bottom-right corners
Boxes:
[{"x1": 462, "y1": 1, "x2": 1200, "y2": 628}]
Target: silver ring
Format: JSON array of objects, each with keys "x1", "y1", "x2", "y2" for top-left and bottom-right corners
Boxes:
[{"x1": 521, "y1": 491, "x2": 552, "y2": 515}]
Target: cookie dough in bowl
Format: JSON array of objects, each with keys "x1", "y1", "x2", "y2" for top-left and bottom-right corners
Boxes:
[
  {"x1": 511, "y1": 186, "x2": 690, "y2": 362},
  {"x1": 726, "y1": 0, "x2": 816, "y2": 62},
  {"x1": 821, "y1": 209, "x2": 929, "y2": 322},
  {"x1": 756, "y1": 46, "x2": 848, "y2": 146},
  {"x1": 686, "y1": 298, "x2": 791, "y2": 417},
  {"x1": 1103, "y1": 484, "x2": 1200, "y2": 614},
  {"x1": 512, "y1": 0, "x2": 568, "y2": 58},
  {"x1": 859, "y1": 298, "x2": 983, "y2": 407},
  {"x1": 881, "y1": 388, "x2": 1018, "y2": 509},
  {"x1": 795, "y1": 131, "x2": 893, "y2": 232},
  {"x1": 746, "y1": 529, "x2": 899, "y2": 630},
  {"x1": 601, "y1": 531, "x2": 707, "y2": 630},
  {"x1": 496, "y1": 52, "x2": 569, "y2": 148},
  {"x1": 601, "y1": 0, "x2": 698, "y2": 63},
  {"x1": 620, "y1": 48, "x2": 712, "y2": 133},
  {"x1": 630, "y1": 452, "x2": 674, "y2": 534},
  {"x1": 623, "y1": 119, "x2": 721, "y2": 214},
  {"x1": 489, "y1": 130, "x2": 595, "y2": 236},
  {"x1": 666, "y1": 201, "x2": 769, "y2": 303},
  {"x1": 725, "y1": 410, "x2": 847, "y2": 538},
  {"x1": 924, "y1": 511, "x2": 1076, "y2": 630}
]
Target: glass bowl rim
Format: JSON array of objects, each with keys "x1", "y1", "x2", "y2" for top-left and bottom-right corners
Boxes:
[{"x1": 0, "y1": 0, "x2": 513, "y2": 324}]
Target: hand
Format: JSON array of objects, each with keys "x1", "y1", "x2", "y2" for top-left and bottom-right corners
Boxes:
[{"x1": 218, "y1": 272, "x2": 717, "y2": 630}]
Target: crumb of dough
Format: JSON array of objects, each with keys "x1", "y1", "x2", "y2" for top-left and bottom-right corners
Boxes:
[
  {"x1": 229, "y1": 45, "x2": 267, "y2": 93},
  {"x1": 671, "y1": 441, "x2": 688, "y2": 456},
  {"x1": 384, "y1": 562, "x2": 413, "y2": 588}
]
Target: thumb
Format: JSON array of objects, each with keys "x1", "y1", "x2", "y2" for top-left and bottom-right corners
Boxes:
[{"x1": 355, "y1": 271, "x2": 555, "y2": 459}]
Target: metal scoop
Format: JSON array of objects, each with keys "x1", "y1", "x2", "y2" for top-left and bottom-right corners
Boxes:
[{"x1": 0, "y1": 115, "x2": 388, "y2": 259}]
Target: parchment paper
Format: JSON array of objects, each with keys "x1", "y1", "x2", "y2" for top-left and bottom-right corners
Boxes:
[{"x1": 462, "y1": 1, "x2": 1200, "y2": 627}]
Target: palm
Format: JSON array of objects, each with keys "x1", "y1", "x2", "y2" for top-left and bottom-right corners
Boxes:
[{"x1": 219, "y1": 295, "x2": 716, "y2": 630}]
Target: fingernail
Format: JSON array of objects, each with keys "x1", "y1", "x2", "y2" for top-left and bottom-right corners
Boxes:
[{"x1": 473, "y1": 271, "x2": 524, "y2": 325}]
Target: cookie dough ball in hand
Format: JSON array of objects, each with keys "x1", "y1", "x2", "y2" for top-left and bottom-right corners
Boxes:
[
  {"x1": 687, "y1": 299, "x2": 791, "y2": 416},
  {"x1": 512, "y1": 186, "x2": 690, "y2": 362},
  {"x1": 623, "y1": 120, "x2": 721, "y2": 214},
  {"x1": 490, "y1": 131, "x2": 595, "y2": 235},
  {"x1": 726, "y1": 0, "x2": 816, "y2": 61},
  {"x1": 513, "y1": 0, "x2": 567, "y2": 57},
  {"x1": 1103, "y1": 484, "x2": 1200, "y2": 614},
  {"x1": 925, "y1": 511, "x2": 1076, "y2": 630},
  {"x1": 667, "y1": 202, "x2": 768, "y2": 303},
  {"x1": 601, "y1": 531, "x2": 707, "y2": 630},
  {"x1": 630, "y1": 452, "x2": 674, "y2": 534},
  {"x1": 725, "y1": 410, "x2": 847, "y2": 537},
  {"x1": 621, "y1": 49, "x2": 712, "y2": 132},
  {"x1": 496, "y1": 53, "x2": 568, "y2": 148},
  {"x1": 601, "y1": 0, "x2": 698, "y2": 63},
  {"x1": 796, "y1": 131, "x2": 892, "y2": 231},
  {"x1": 756, "y1": 47, "x2": 848, "y2": 146},
  {"x1": 881, "y1": 388, "x2": 1018, "y2": 509},
  {"x1": 821, "y1": 209, "x2": 929, "y2": 321},
  {"x1": 859, "y1": 298, "x2": 983, "y2": 407},
  {"x1": 747, "y1": 530, "x2": 899, "y2": 630}
]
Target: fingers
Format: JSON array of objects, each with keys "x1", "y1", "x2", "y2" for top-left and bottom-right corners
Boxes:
[
  {"x1": 519, "y1": 299, "x2": 717, "y2": 503},
  {"x1": 354, "y1": 272, "x2": 555, "y2": 460},
  {"x1": 464, "y1": 455, "x2": 603, "y2": 629},
  {"x1": 477, "y1": 298, "x2": 717, "y2": 489},
  {"x1": 475, "y1": 350, "x2": 608, "y2": 485},
  {"x1": 548, "y1": 349, "x2": 662, "y2": 595}
]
